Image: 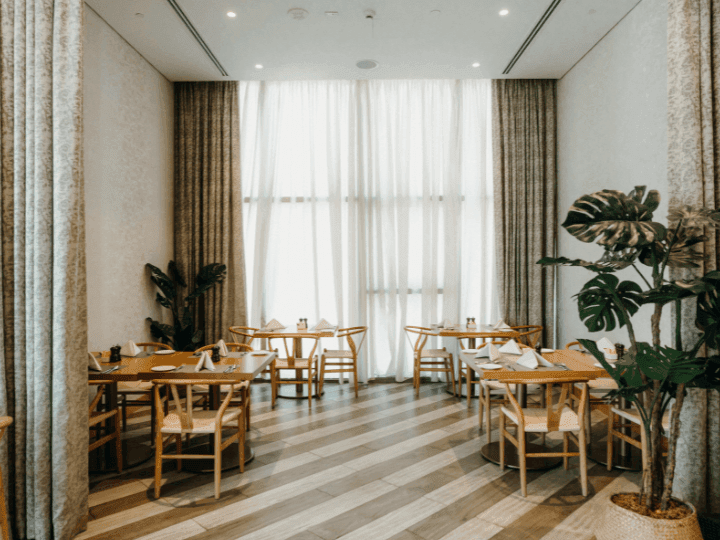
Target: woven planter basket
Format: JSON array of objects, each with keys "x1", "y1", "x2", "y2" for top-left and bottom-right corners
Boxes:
[{"x1": 595, "y1": 493, "x2": 703, "y2": 540}]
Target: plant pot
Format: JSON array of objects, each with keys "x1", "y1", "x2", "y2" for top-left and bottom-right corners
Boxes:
[{"x1": 595, "y1": 493, "x2": 703, "y2": 540}]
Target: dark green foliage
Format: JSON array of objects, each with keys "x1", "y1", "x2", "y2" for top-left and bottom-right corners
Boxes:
[
  {"x1": 145, "y1": 261, "x2": 227, "y2": 351},
  {"x1": 576, "y1": 274, "x2": 642, "y2": 332}
]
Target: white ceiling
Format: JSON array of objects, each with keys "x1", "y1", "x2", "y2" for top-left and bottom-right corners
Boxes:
[{"x1": 85, "y1": 0, "x2": 642, "y2": 81}]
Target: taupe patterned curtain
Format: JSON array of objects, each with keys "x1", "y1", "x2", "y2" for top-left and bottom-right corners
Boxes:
[
  {"x1": 174, "y1": 82, "x2": 247, "y2": 344},
  {"x1": 667, "y1": 0, "x2": 720, "y2": 514},
  {"x1": 492, "y1": 80, "x2": 557, "y2": 346},
  {"x1": 0, "y1": 1, "x2": 88, "y2": 538}
]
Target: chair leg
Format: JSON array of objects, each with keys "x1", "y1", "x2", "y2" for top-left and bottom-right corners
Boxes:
[
  {"x1": 563, "y1": 432, "x2": 569, "y2": 470},
  {"x1": 319, "y1": 356, "x2": 325, "y2": 395},
  {"x1": 308, "y1": 371, "x2": 313, "y2": 408},
  {"x1": 214, "y1": 430, "x2": 222, "y2": 499},
  {"x1": 175, "y1": 434, "x2": 182, "y2": 472},
  {"x1": 448, "y1": 358, "x2": 457, "y2": 397},
  {"x1": 154, "y1": 431, "x2": 163, "y2": 499},
  {"x1": 579, "y1": 425, "x2": 588, "y2": 497},
  {"x1": 606, "y1": 409, "x2": 614, "y2": 471},
  {"x1": 271, "y1": 368, "x2": 277, "y2": 409},
  {"x1": 239, "y1": 414, "x2": 246, "y2": 474},
  {"x1": 478, "y1": 385, "x2": 485, "y2": 432},
  {"x1": 466, "y1": 367, "x2": 471, "y2": 405},
  {"x1": 518, "y1": 429, "x2": 527, "y2": 497},
  {"x1": 485, "y1": 391, "x2": 492, "y2": 445},
  {"x1": 121, "y1": 397, "x2": 127, "y2": 432},
  {"x1": 245, "y1": 388, "x2": 252, "y2": 432},
  {"x1": 115, "y1": 410, "x2": 123, "y2": 474},
  {"x1": 353, "y1": 359, "x2": 359, "y2": 398},
  {"x1": 499, "y1": 411, "x2": 506, "y2": 470},
  {"x1": 150, "y1": 400, "x2": 156, "y2": 440}
]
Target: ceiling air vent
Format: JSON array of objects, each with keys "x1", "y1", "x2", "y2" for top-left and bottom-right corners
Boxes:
[
  {"x1": 166, "y1": 0, "x2": 228, "y2": 76},
  {"x1": 502, "y1": 0, "x2": 563, "y2": 75}
]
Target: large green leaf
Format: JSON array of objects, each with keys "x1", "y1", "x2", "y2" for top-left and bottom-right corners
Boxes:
[
  {"x1": 576, "y1": 274, "x2": 643, "y2": 332},
  {"x1": 562, "y1": 188, "x2": 666, "y2": 248},
  {"x1": 168, "y1": 260, "x2": 187, "y2": 288},
  {"x1": 638, "y1": 230, "x2": 706, "y2": 269},
  {"x1": 538, "y1": 249, "x2": 637, "y2": 273},
  {"x1": 690, "y1": 356, "x2": 720, "y2": 390},
  {"x1": 697, "y1": 275, "x2": 720, "y2": 350},
  {"x1": 186, "y1": 263, "x2": 227, "y2": 301},
  {"x1": 579, "y1": 339, "x2": 647, "y2": 402},
  {"x1": 637, "y1": 281, "x2": 712, "y2": 307},
  {"x1": 155, "y1": 292, "x2": 172, "y2": 310},
  {"x1": 635, "y1": 342, "x2": 704, "y2": 384},
  {"x1": 146, "y1": 317, "x2": 174, "y2": 342},
  {"x1": 147, "y1": 263, "x2": 176, "y2": 300}
]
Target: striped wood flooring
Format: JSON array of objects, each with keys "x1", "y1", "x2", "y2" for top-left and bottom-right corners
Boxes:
[{"x1": 84, "y1": 381, "x2": 640, "y2": 540}]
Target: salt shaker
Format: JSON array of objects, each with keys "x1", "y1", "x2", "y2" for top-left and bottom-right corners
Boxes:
[
  {"x1": 211, "y1": 346, "x2": 221, "y2": 363},
  {"x1": 110, "y1": 345, "x2": 121, "y2": 363}
]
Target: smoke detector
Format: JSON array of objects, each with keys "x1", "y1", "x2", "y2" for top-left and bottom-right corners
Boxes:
[
  {"x1": 356, "y1": 59, "x2": 378, "y2": 69},
  {"x1": 364, "y1": 9, "x2": 376, "y2": 19},
  {"x1": 288, "y1": 8, "x2": 309, "y2": 20}
]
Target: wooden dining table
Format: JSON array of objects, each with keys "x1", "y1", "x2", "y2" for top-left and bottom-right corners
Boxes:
[
  {"x1": 458, "y1": 347, "x2": 608, "y2": 471},
  {"x1": 88, "y1": 350, "x2": 276, "y2": 472},
  {"x1": 254, "y1": 326, "x2": 337, "y2": 399}
]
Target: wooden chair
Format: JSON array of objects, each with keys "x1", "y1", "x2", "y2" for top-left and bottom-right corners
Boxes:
[
  {"x1": 0, "y1": 417, "x2": 11, "y2": 540},
  {"x1": 458, "y1": 338, "x2": 512, "y2": 405},
  {"x1": 405, "y1": 326, "x2": 457, "y2": 397},
  {"x1": 89, "y1": 381, "x2": 123, "y2": 473},
  {"x1": 153, "y1": 380, "x2": 245, "y2": 500},
  {"x1": 510, "y1": 325, "x2": 544, "y2": 347},
  {"x1": 500, "y1": 377, "x2": 590, "y2": 497},
  {"x1": 607, "y1": 402, "x2": 670, "y2": 471},
  {"x1": 193, "y1": 343, "x2": 253, "y2": 430},
  {"x1": 268, "y1": 335, "x2": 321, "y2": 408},
  {"x1": 228, "y1": 326, "x2": 258, "y2": 347},
  {"x1": 319, "y1": 326, "x2": 368, "y2": 397},
  {"x1": 118, "y1": 342, "x2": 172, "y2": 436}
]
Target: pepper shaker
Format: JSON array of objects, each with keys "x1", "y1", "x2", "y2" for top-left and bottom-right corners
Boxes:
[
  {"x1": 615, "y1": 343, "x2": 625, "y2": 359},
  {"x1": 110, "y1": 345, "x2": 121, "y2": 363},
  {"x1": 535, "y1": 343, "x2": 542, "y2": 355},
  {"x1": 211, "y1": 346, "x2": 221, "y2": 363}
]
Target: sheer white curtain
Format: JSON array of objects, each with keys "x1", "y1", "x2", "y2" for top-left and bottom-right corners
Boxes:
[{"x1": 240, "y1": 79, "x2": 496, "y2": 381}]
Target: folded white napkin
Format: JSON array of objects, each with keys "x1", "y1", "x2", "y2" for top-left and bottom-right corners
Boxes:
[
  {"x1": 499, "y1": 339, "x2": 523, "y2": 355},
  {"x1": 194, "y1": 351, "x2": 216, "y2": 372},
  {"x1": 475, "y1": 343, "x2": 501, "y2": 362},
  {"x1": 517, "y1": 349, "x2": 553, "y2": 369},
  {"x1": 314, "y1": 318, "x2": 335, "y2": 331},
  {"x1": 217, "y1": 339, "x2": 229, "y2": 357},
  {"x1": 88, "y1": 352, "x2": 102, "y2": 371},
  {"x1": 493, "y1": 319, "x2": 512, "y2": 331},
  {"x1": 264, "y1": 319, "x2": 285, "y2": 331},
  {"x1": 120, "y1": 340, "x2": 141, "y2": 357},
  {"x1": 596, "y1": 337, "x2": 617, "y2": 361}
]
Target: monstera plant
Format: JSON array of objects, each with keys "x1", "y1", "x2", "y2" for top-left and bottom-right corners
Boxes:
[
  {"x1": 540, "y1": 186, "x2": 720, "y2": 522},
  {"x1": 145, "y1": 261, "x2": 227, "y2": 351}
]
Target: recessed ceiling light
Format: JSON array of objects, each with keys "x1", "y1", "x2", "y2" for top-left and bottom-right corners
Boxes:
[
  {"x1": 430, "y1": 10, "x2": 441, "y2": 16},
  {"x1": 227, "y1": 11, "x2": 236, "y2": 18},
  {"x1": 472, "y1": 62, "x2": 480, "y2": 68},
  {"x1": 499, "y1": 9, "x2": 509, "y2": 16},
  {"x1": 255, "y1": 64, "x2": 263, "y2": 69},
  {"x1": 356, "y1": 59, "x2": 378, "y2": 70},
  {"x1": 325, "y1": 11, "x2": 338, "y2": 16},
  {"x1": 135, "y1": 12, "x2": 144, "y2": 18},
  {"x1": 288, "y1": 8, "x2": 309, "y2": 20}
]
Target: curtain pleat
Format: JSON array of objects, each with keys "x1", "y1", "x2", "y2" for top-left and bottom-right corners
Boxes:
[
  {"x1": 667, "y1": 0, "x2": 720, "y2": 514},
  {"x1": 0, "y1": 1, "x2": 88, "y2": 538},
  {"x1": 492, "y1": 79, "x2": 557, "y2": 346},
  {"x1": 174, "y1": 81, "x2": 247, "y2": 344}
]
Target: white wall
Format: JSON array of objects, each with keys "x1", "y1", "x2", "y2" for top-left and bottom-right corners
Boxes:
[
  {"x1": 84, "y1": 5, "x2": 174, "y2": 351},
  {"x1": 556, "y1": 0, "x2": 669, "y2": 348}
]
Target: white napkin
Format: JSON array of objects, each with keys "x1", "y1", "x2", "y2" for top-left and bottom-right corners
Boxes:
[
  {"x1": 120, "y1": 340, "x2": 141, "y2": 357},
  {"x1": 596, "y1": 337, "x2": 617, "y2": 361},
  {"x1": 517, "y1": 349, "x2": 553, "y2": 369},
  {"x1": 314, "y1": 319, "x2": 335, "y2": 331},
  {"x1": 264, "y1": 319, "x2": 285, "y2": 331},
  {"x1": 475, "y1": 343, "x2": 501, "y2": 361},
  {"x1": 194, "y1": 351, "x2": 216, "y2": 372},
  {"x1": 217, "y1": 339, "x2": 229, "y2": 357},
  {"x1": 499, "y1": 339, "x2": 523, "y2": 355},
  {"x1": 88, "y1": 352, "x2": 102, "y2": 371},
  {"x1": 493, "y1": 319, "x2": 512, "y2": 331}
]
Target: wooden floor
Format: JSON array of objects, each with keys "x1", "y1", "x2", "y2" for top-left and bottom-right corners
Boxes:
[{"x1": 83, "y1": 381, "x2": 640, "y2": 540}]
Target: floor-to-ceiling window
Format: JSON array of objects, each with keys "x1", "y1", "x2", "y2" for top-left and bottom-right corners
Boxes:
[{"x1": 240, "y1": 79, "x2": 496, "y2": 381}]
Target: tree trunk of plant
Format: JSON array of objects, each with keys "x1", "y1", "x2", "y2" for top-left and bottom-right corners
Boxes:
[
  {"x1": 646, "y1": 303, "x2": 664, "y2": 507},
  {"x1": 661, "y1": 383, "x2": 685, "y2": 511}
]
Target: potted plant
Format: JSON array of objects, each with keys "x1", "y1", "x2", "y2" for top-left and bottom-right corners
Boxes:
[
  {"x1": 145, "y1": 261, "x2": 227, "y2": 351},
  {"x1": 540, "y1": 186, "x2": 719, "y2": 539}
]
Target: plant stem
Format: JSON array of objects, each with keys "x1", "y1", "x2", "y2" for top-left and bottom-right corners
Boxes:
[
  {"x1": 632, "y1": 263, "x2": 653, "y2": 290},
  {"x1": 661, "y1": 383, "x2": 686, "y2": 510}
]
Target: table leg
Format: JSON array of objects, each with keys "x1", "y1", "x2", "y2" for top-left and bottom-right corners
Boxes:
[{"x1": 294, "y1": 337, "x2": 303, "y2": 394}]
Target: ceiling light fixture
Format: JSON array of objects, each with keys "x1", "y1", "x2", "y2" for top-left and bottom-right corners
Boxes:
[
  {"x1": 356, "y1": 59, "x2": 378, "y2": 69},
  {"x1": 430, "y1": 10, "x2": 441, "y2": 16},
  {"x1": 472, "y1": 62, "x2": 480, "y2": 68},
  {"x1": 255, "y1": 64, "x2": 263, "y2": 69},
  {"x1": 499, "y1": 9, "x2": 509, "y2": 16},
  {"x1": 227, "y1": 11, "x2": 236, "y2": 18},
  {"x1": 288, "y1": 7, "x2": 309, "y2": 20}
]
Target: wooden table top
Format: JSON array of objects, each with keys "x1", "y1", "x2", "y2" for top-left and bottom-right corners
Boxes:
[
  {"x1": 88, "y1": 351, "x2": 276, "y2": 382},
  {"x1": 458, "y1": 348, "x2": 609, "y2": 381},
  {"x1": 435, "y1": 324, "x2": 519, "y2": 338},
  {"x1": 254, "y1": 327, "x2": 337, "y2": 339}
]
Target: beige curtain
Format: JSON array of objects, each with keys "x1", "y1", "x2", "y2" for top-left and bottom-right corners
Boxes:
[
  {"x1": 667, "y1": 0, "x2": 720, "y2": 514},
  {"x1": 0, "y1": 1, "x2": 88, "y2": 539},
  {"x1": 492, "y1": 80, "x2": 557, "y2": 346},
  {"x1": 174, "y1": 81, "x2": 247, "y2": 344}
]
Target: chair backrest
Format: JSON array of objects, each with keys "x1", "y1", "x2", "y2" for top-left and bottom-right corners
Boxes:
[
  {"x1": 404, "y1": 326, "x2": 436, "y2": 355},
  {"x1": 336, "y1": 326, "x2": 368, "y2": 357},
  {"x1": 0, "y1": 417, "x2": 11, "y2": 442},
  {"x1": 510, "y1": 325, "x2": 543, "y2": 347},
  {"x1": 267, "y1": 334, "x2": 320, "y2": 360},
  {"x1": 564, "y1": 341, "x2": 582, "y2": 351},
  {"x1": 502, "y1": 377, "x2": 589, "y2": 432},
  {"x1": 194, "y1": 342, "x2": 252, "y2": 354},
  {"x1": 137, "y1": 342, "x2": 172, "y2": 352},
  {"x1": 229, "y1": 326, "x2": 258, "y2": 347},
  {"x1": 152, "y1": 380, "x2": 237, "y2": 431}
]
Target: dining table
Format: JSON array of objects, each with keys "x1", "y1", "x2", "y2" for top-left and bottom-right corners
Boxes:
[
  {"x1": 433, "y1": 324, "x2": 519, "y2": 397},
  {"x1": 458, "y1": 347, "x2": 608, "y2": 471},
  {"x1": 88, "y1": 349, "x2": 276, "y2": 473},
  {"x1": 254, "y1": 325, "x2": 337, "y2": 399}
]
